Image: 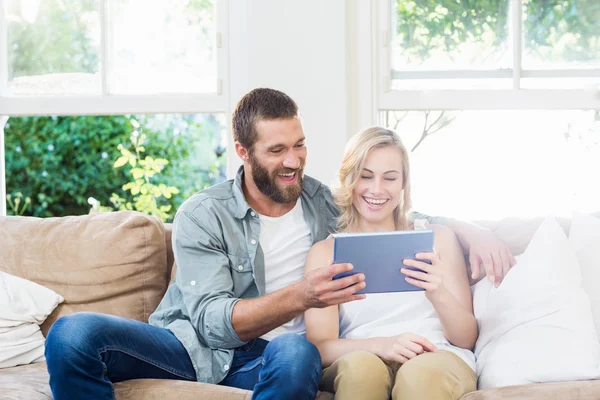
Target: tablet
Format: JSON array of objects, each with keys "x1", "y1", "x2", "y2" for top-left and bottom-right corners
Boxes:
[{"x1": 332, "y1": 230, "x2": 435, "y2": 294}]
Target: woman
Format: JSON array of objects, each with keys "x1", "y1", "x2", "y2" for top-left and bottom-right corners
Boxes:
[{"x1": 304, "y1": 127, "x2": 478, "y2": 400}]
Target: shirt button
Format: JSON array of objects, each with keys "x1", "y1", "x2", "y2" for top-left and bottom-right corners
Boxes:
[
  {"x1": 250, "y1": 211, "x2": 256, "y2": 217},
  {"x1": 190, "y1": 280, "x2": 196, "y2": 286},
  {"x1": 223, "y1": 364, "x2": 230, "y2": 372},
  {"x1": 251, "y1": 239, "x2": 257, "y2": 245},
  {"x1": 237, "y1": 265, "x2": 244, "y2": 271}
]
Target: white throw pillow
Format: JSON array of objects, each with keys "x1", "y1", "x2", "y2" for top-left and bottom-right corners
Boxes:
[
  {"x1": 0, "y1": 271, "x2": 64, "y2": 368},
  {"x1": 472, "y1": 217, "x2": 600, "y2": 389},
  {"x1": 569, "y1": 213, "x2": 600, "y2": 342}
]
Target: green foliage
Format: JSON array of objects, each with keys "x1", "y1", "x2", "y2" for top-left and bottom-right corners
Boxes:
[
  {"x1": 7, "y1": 0, "x2": 99, "y2": 78},
  {"x1": 5, "y1": 114, "x2": 226, "y2": 220},
  {"x1": 395, "y1": 0, "x2": 599, "y2": 64},
  {"x1": 106, "y1": 133, "x2": 180, "y2": 222},
  {"x1": 5, "y1": 192, "x2": 31, "y2": 216},
  {"x1": 523, "y1": 0, "x2": 600, "y2": 63},
  {"x1": 396, "y1": 0, "x2": 510, "y2": 62}
]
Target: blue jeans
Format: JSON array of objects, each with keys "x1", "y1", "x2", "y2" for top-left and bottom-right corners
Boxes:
[
  {"x1": 220, "y1": 335, "x2": 322, "y2": 400},
  {"x1": 45, "y1": 312, "x2": 321, "y2": 400}
]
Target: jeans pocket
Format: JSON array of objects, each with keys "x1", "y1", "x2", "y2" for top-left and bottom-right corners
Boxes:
[{"x1": 227, "y1": 356, "x2": 264, "y2": 378}]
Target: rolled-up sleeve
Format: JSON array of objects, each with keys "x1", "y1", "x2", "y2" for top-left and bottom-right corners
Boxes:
[{"x1": 173, "y1": 209, "x2": 246, "y2": 350}]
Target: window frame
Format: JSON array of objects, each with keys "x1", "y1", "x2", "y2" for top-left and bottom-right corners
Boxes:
[
  {"x1": 0, "y1": 0, "x2": 230, "y2": 217},
  {"x1": 0, "y1": 0, "x2": 229, "y2": 115},
  {"x1": 374, "y1": 0, "x2": 600, "y2": 112}
]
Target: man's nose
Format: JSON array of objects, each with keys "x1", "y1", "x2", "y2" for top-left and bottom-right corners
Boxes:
[{"x1": 282, "y1": 152, "x2": 300, "y2": 169}]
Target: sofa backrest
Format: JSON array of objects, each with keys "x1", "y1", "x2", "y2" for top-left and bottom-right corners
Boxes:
[
  {"x1": 475, "y1": 212, "x2": 600, "y2": 257},
  {"x1": 0, "y1": 211, "x2": 169, "y2": 336}
]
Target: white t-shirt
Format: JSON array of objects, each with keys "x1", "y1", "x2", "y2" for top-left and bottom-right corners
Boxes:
[
  {"x1": 338, "y1": 220, "x2": 476, "y2": 371},
  {"x1": 259, "y1": 199, "x2": 312, "y2": 341}
]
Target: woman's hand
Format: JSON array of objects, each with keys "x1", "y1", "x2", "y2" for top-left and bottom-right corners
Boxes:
[
  {"x1": 370, "y1": 333, "x2": 437, "y2": 364},
  {"x1": 401, "y1": 252, "x2": 448, "y2": 302}
]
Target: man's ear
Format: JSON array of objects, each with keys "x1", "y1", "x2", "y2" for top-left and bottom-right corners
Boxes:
[{"x1": 235, "y1": 142, "x2": 250, "y2": 162}]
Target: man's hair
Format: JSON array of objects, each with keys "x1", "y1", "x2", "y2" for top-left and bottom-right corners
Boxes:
[{"x1": 232, "y1": 88, "x2": 299, "y2": 151}]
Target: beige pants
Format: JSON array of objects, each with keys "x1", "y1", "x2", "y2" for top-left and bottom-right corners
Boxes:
[{"x1": 320, "y1": 350, "x2": 477, "y2": 400}]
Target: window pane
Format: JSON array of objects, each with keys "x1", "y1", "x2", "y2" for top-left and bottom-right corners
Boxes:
[
  {"x1": 523, "y1": 0, "x2": 600, "y2": 70},
  {"x1": 109, "y1": 0, "x2": 217, "y2": 94},
  {"x1": 6, "y1": 0, "x2": 101, "y2": 96},
  {"x1": 381, "y1": 109, "x2": 600, "y2": 220},
  {"x1": 391, "y1": 0, "x2": 511, "y2": 90},
  {"x1": 3, "y1": 114, "x2": 226, "y2": 219}
]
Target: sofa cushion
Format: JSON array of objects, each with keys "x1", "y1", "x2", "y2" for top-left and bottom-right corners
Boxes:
[
  {"x1": 0, "y1": 211, "x2": 169, "y2": 335},
  {"x1": 461, "y1": 380, "x2": 600, "y2": 400},
  {"x1": 0, "y1": 362, "x2": 253, "y2": 400},
  {"x1": 473, "y1": 218, "x2": 600, "y2": 389}
]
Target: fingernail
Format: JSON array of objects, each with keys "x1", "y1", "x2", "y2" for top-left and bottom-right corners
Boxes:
[
  {"x1": 359, "y1": 274, "x2": 365, "y2": 280},
  {"x1": 488, "y1": 275, "x2": 495, "y2": 283}
]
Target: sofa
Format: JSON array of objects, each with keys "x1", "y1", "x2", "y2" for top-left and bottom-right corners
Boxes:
[{"x1": 1, "y1": 210, "x2": 599, "y2": 399}]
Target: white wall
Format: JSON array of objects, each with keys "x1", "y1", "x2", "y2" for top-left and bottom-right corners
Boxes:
[{"x1": 228, "y1": 0, "x2": 350, "y2": 187}]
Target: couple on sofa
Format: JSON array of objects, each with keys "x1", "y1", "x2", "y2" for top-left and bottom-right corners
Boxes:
[{"x1": 45, "y1": 88, "x2": 516, "y2": 400}]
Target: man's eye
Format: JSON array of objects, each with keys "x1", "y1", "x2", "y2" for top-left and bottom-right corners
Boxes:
[
  {"x1": 271, "y1": 149, "x2": 283, "y2": 154},
  {"x1": 295, "y1": 143, "x2": 305, "y2": 148}
]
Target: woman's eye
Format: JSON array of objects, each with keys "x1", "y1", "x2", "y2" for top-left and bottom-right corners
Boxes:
[
  {"x1": 360, "y1": 176, "x2": 373, "y2": 180},
  {"x1": 384, "y1": 178, "x2": 397, "y2": 182}
]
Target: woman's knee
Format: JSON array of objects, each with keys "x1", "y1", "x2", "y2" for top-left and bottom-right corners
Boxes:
[
  {"x1": 392, "y1": 352, "x2": 476, "y2": 400},
  {"x1": 334, "y1": 351, "x2": 389, "y2": 382},
  {"x1": 323, "y1": 352, "x2": 391, "y2": 400}
]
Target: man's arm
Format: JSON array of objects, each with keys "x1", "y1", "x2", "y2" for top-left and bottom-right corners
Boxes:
[
  {"x1": 231, "y1": 262, "x2": 366, "y2": 341},
  {"x1": 174, "y1": 209, "x2": 366, "y2": 347},
  {"x1": 411, "y1": 211, "x2": 516, "y2": 286}
]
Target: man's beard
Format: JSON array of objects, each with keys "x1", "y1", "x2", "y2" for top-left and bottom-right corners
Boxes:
[{"x1": 249, "y1": 156, "x2": 304, "y2": 204}]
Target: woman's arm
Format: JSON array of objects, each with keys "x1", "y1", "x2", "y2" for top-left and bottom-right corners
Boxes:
[
  {"x1": 304, "y1": 239, "x2": 366, "y2": 367},
  {"x1": 304, "y1": 239, "x2": 437, "y2": 367},
  {"x1": 401, "y1": 225, "x2": 478, "y2": 350}
]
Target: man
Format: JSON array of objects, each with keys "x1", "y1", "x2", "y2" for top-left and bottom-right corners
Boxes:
[{"x1": 46, "y1": 88, "x2": 514, "y2": 400}]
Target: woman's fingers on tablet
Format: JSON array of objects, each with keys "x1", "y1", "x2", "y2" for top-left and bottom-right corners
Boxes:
[
  {"x1": 400, "y1": 268, "x2": 428, "y2": 282},
  {"x1": 402, "y1": 258, "x2": 432, "y2": 272},
  {"x1": 415, "y1": 252, "x2": 437, "y2": 262}
]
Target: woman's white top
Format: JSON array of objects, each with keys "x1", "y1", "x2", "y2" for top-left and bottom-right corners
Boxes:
[{"x1": 338, "y1": 220, "x2": 476, "y2": 371}]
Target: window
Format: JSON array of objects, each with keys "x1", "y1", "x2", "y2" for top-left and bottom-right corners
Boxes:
[
  {"x1": 3, "y1": 0, "x2": 221, "y2": 97},
  {"x1": 1, "y1": 0, "x2": 229, "y2": 217},
  {"x1": 381, "y1": 109, "x2": 600, "y2": 220},
  {"x1": 385, "y1": 0, "x2": 600, "y2": 92},
  {"x1": 373, "y1": 0, "x2": 600, "y2": 220},
  {"x1": 3, "y1": 113, "x2": 226, "y2": 219}
]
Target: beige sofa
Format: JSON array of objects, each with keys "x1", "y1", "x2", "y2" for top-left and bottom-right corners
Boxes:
[{"x1": 1, "y1": 210, "x2": 599, "y2": 399}]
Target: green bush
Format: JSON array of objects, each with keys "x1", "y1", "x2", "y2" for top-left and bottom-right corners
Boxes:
[{"x1": 5, "y1": 114, "x2": 226, "y2": 220}]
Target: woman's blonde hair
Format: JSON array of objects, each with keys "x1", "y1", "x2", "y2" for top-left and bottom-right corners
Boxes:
[{"x1": 334, "y1": 126, "x2": 412, "y2": 233}]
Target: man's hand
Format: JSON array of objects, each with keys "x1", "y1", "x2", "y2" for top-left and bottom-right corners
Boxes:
[
  {"x1": 468, "y1": 229, "x2": 516, "y2": 287},
  {"x1": 370, "y1": 333, "x2": 437, "y2": 364},
  {"x1": 300, "y1": 262, "x2": 366, "y2": 309}
]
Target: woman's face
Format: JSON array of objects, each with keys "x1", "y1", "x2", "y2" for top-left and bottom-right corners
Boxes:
[{"x1": 352, "y1": 146, "x2": 404, "y2": 226}]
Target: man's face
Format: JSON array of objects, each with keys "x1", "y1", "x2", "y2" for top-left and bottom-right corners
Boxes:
[{"x1": 247, "y1": 117, "x2": 307, "y2": 204}]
